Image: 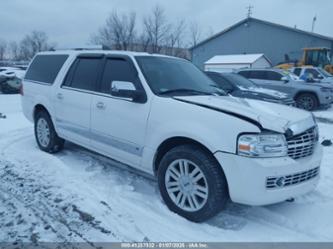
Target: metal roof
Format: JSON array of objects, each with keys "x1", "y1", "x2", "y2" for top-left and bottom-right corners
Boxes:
[
  {"x1": 191, "y1": 17, "x2": 333, "y2": 50},
  {"x1": 204, "y1": 53, "x2": 270, "y2": 65}
]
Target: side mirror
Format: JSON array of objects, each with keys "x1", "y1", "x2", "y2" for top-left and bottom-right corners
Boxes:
[
  {"x1": 110, "y1": 81, "x2": 145, "y2": 103},
  {"x1": 281, "y1": 76, "x2": 289, "y2": 83}
]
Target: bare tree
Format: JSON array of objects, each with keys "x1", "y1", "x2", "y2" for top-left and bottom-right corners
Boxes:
[
  {"x1": 189, "y1": 22, "x2": 202, "y2": 47},
  {"x1": 137, "y1": 33, "x2": 151, "y2": 52},
  {"x1": 143, "y1": 5, "x2": 170, "y2": 53},
  {"x1": 9, "y1": 41, "x2": 19, "y2": 60},
  {"x1": 93, "y1": 11, "x2": 137, "y2": 50},
  {"x1": 166, "y1": 19, "x2": 186, "y2": 55},
  {"x1": 90, "y1": 6, "x2": 190, "y2": 58},
  {"x1": 0, "y1": 39, "x2": 7, "y2": 61},
  {"x1": 19, "y1": 31, "x2": 54, "y2": 60}
]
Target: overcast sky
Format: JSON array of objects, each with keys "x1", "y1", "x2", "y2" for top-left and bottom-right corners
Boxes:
[{"x1": 1, "y1": 0, "x2": 332, "y2": 48}]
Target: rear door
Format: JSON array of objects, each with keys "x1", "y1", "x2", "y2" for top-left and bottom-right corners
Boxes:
[
  {"x1": 251, "y1": 70, "x2": 293, "y2": 94},
  {"x1": 90, "y1": 56, "x2": 151, "y2": 167},
  {"x1": 54, "y1": 54, "x2": 103, "y2": 146}
]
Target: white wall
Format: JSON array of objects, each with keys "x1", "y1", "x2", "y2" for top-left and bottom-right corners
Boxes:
[
  {"x1": 204, "y1": 63, "x2": 250, "y2": 72},
  {"x1": 253, "y1": 57, "x2": 271, "y2": 68}
]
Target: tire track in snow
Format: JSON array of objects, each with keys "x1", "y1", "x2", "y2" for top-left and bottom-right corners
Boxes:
[
  {"x1": 0, "y1": 129, "x2": 149, "y2": 242},
  {"x1": 0, "y1": 159, "x2": 122, "y2": 245}
]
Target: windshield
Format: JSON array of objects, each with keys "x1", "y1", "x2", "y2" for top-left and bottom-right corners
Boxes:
[
  {"x1": 135, "y1": 56, "x2": 226, "y2": 96},
  {"x1": 223, "y1": 73, "x2": 257, "y2": 89},
  {"x1": 317, "y1": 67, "x2": 333, "y2": 77}
]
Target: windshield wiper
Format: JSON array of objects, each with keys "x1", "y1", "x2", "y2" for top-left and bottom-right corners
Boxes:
[{"x1": 158, "y1": 89, "x2": 213, "y2": 96}]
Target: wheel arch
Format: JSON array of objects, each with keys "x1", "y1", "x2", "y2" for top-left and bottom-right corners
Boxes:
[
  {"x1": 294, "y1": 90, "x2": 319, "y2": 101},
  {"x1": 153, "y1": 136, "x2": 219, "y2": 176},
  {"x1": 33, "y1": 104, "x2": 51, "y2": 121}
]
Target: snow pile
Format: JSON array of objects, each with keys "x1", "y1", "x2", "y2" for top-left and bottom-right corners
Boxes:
[{"x1": 0, "y1": 94, "x2": 333, "y2": 243}]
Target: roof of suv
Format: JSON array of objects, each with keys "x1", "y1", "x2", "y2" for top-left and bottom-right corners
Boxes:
[
  {"x1": 238, "y1": 68, "x2": 286, "y2": 73},
  {"x1": 36, "y1": 50, "x2": 179, "y2": 59}
]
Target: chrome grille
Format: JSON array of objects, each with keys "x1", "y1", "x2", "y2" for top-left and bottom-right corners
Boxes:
[
  {"x1": 266, "y1": 167, "x2": 319, "y2": 189},
  {"x1": 287, "y1": 127, "x2": 318, "y2": 160}
]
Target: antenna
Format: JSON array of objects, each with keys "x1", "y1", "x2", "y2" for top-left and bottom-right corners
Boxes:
[
  {"x1": 246, "y1": 5, "x2": 254, "y2": 18},
  {"x1": 311, "y1": 15, "x2": 317, "y2": 32}
]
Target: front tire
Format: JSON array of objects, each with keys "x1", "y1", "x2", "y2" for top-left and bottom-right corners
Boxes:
[
  {"x1": 296, "y1": 93, "x2": 319, "y2": 111},
  {"x1": 34, "y1": 111, "x2": 64, "y2": 153},
  {"x1": 157, "y1": 144, "x2": 228, "y2": 222}
]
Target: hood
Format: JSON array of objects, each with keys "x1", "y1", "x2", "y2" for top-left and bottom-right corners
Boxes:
[
  {"x1": 174, "y1": 95, "x2": 315, "y2": 135},
  {"x1": 319, "y1": 78, "x2": 333, "y2": 84},
  {"x1": 0, "y1": 69, "x2": 26, "y2": 80},
  {"x1": 238, "y1": 86, "x2": 289, "y2": 99},
  {"x1": 234, "y1": 90, "x2": 281, "y2": 101}
]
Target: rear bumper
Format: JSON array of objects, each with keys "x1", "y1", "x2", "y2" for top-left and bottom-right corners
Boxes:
[{"x1": 214, "y1": 144, "x2": 322, "y2": 206}]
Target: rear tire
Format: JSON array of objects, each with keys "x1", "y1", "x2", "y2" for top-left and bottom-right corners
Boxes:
[
  {"x1": 34, "y1": 111, "x2": 64, "y2": 153},
  {"x1": 157, "y1": 144, "x2": 228, "y2": 222},
  {"x1": 296, "y1": 93, "x2": 319, "y2": 111}
]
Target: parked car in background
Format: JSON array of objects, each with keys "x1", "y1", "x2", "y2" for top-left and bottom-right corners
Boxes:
[
  {"x1": 205, "y1": 71, "x2": 295, "y2": 106},
  {"x1": 290, "y1": 66, "x2": 333, "y2": 84},
  {"x1": 237, "y1": 68, "x2": 333, "y2": 110},
  {"x1": 22, "y1": 50, "x2": 322, "y2": 222},
  {"x1": 0, "y1": 67, "x2": 25, "y2": 94}
]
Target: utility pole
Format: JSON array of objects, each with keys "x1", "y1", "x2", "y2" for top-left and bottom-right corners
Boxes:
[
  {"x1": 246, "y1": 5, "x2": 254, "y2": 18},
  {"x1": 311, "y1": 15, "x2": 317, "y2": 32}
]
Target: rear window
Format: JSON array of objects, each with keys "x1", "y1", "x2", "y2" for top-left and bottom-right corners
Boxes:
[
  {"x1": 248, "y1": 70, "x2": 266, "y2": 80},
  {"x1": 25, "y1": 54, "x2": 69, "y2": 84},
  {"x1": 293, "y1": 68, "x2": 302, "y2": 76},
  {"x1": 63, "y1": 57, "x2": 103, "y2": 91},
  {"x1": 238, "y1": 71, "x2": 250, "y2": 78},
  {"x1": 266, "y1": 71, "x2": 283, "y2": 81}
]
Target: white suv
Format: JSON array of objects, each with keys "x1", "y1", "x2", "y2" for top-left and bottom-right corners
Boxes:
[{"x1": 22, "y1": 50, "x2": 322, "y2": 222}]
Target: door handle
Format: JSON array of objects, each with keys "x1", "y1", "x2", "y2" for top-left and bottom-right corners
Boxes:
[
  {"x1": 57, "y1": 93, "x2": 63, "y2": 100},
  {"x1": 96, "y1": 102, "x2": 106, "y2": 109}
]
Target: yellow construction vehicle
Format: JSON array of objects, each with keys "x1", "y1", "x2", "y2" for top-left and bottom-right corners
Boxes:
[{"x1": 276, "y1": 47, "x2": 333, "y2": 74}]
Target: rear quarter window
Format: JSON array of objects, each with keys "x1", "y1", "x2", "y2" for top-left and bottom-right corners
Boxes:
[
  {"x1": 25, "y1": 54, "x2": 69, "y2": 84},
  {"x1": 248, "y1": 70, "x2": 266, "y2": 80},
  {"x1": 238, "y1": 71, "x2": 250, "y2": 78}
]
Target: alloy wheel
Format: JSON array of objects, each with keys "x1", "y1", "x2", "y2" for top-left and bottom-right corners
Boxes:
[{"x1": 165, "y1": 159, "x2": 209, "y2": 212}]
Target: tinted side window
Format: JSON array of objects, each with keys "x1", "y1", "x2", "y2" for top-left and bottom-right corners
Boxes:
[
  {"x1": 266, "y1": 71, "x2": 283, "y2": 81},
  {"x1": 62, "y1": 59, "x2": 78, "y2": 87},
  {"x1": 25, "y1": 54, "x2": 69, "y2": 84},
  {"x1": 238, "y1": 71, "x2": 250, "y2": 78},
  {"x1": 305, "y1": 68, "x2": 320, "y2": 78},
  {"x1": 249, "y1": 70, "x2": 266, "y2": 80},
  {"x1": 293, "y1": 68, "x2": 302, "y2": 76},
  {"x1": 100, "y1": 58, "x2": 137, "y2": 94},
  {"x1": 66, "y1": 58, "x2": 102, "y2": 91}
]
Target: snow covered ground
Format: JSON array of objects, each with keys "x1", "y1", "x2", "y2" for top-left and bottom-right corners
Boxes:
[{"x1": 1, "y1": 94, "x2": 333, "y2": 244}]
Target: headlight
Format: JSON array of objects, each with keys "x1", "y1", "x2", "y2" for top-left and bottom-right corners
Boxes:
[{"x1": 237, "y1": 133, "x2": 288, "y2": 157}]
